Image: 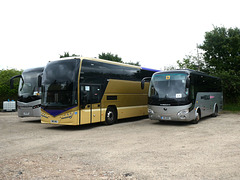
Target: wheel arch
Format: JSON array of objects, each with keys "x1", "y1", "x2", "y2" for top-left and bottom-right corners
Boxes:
[
  {"x1": 213, "y1": 103, "x2": 218, "y2": 113},
  {"x1": 195, "y1": 106, "x2": 201, "y2": 120},
  {"x1": 212, "y1": 103, "x2": 218, "y2": 117},
  {"x1": 104, "y1": 105, "x2": 118, "y2": 125}
]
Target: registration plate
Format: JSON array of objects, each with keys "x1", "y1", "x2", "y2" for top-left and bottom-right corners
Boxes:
[
  {"x1": 51, "y1": 120, "x2": 58, "y2": 123},
  {"x1": 161, "y1": 116, "x2": 171, "y2": 120},
  {"x1": 23, "y1": 112, "x2": 30, "y2": 116}
]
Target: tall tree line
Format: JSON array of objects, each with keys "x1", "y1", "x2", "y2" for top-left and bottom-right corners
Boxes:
[{"x1": 1, "y1": 27, "x2": 239, "y2": 109}]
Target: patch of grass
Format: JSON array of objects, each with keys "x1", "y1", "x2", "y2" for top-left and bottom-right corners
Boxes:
[{"x1": 223, "y1": 103, "x2": 240, "y2": 112}]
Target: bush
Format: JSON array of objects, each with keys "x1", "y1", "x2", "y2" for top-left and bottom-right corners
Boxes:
[{"x1": 0, "y1": 69, "x2": 22, "y2": 109}]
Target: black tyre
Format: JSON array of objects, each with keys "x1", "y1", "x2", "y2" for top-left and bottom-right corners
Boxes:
[{"x1": 105, "y1": 107, "x2": 117, "y2": 125}]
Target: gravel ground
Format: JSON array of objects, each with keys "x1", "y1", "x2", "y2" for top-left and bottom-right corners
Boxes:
[{"x1": 0, "y1": 112, "x2": 240, "y2": 179}]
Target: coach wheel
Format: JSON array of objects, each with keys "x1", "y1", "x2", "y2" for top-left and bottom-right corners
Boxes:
[{"x1": 105, "y1": 107, "x2": 117, "y2": 125}]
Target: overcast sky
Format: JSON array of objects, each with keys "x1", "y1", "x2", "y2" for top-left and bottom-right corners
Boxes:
[{"x1": 1, "y1": 0, "x2": 239, "y2": 70}]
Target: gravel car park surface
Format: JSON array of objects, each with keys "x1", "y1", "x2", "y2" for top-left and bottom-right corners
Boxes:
[{"x1": 0, "y1": 112, "x2": 240, "y2": 179}]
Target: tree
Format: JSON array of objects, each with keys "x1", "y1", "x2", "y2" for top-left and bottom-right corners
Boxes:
[
  {"x1": 124, "y1": 61, "x2": 141, "y2": 66},
  {"x1": 199, "y1": 26, "x2": 240, "y2": 74},
  {"x1": 98, "y1": 52, "x2": 123, "y2": 63},
  {"x1": 0, "y1": 69, "x2": 23, "y2": 109},
  {"x1": 177, "y1": 54, "x2": 205, "y2": 71},
  {"x1": 98, "y1": 52, "x2": 141, "y2": 66},
  {"x1": 199, "y1": 26, "x2": 240, "y2": 104},
  {"x1": 60, "y1": 52, "x2": 79, "y2": 58}
]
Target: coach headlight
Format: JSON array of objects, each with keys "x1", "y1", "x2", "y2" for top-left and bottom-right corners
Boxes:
[
  {"x1": 148, "y1": 108, "x2": 154, "y2": 115},
  {"x1": 177, "y1": 109, "x2": 189, "y2": 119}
]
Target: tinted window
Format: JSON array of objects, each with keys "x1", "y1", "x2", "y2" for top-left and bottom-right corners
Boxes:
[
  {"x1": 80, "y1": 60, "x2": 121, "y2": 84},
  {"x1": 79, "y1": 59, "x2": 157, "y2": 108},
  {"x1": 80, "y1": 60, "x2": 147, "y2": 83},
  {"x1": 42, "y1": 59, "x2": 80, "y2": 108},
  {"x1": 18, "y1": 67, "x2": 44, "y2": 101},
  {"x1": 149, "y1": 73, "x2": 190, "y2": 106},
  {"x1": 138, "y1": 69, "x2": 156, "y2": 79},
  {"x1": 19, "y1": 69, "x2": 43, "y2": 97},
  {"x1": 194, "y1": 75, "x2": 222, "y2": 92},
  {"x1": 43, "y1": 59, "x2": 79, "y2": 84}
]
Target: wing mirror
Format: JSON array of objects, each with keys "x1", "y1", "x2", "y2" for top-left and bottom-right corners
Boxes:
[
  {"x1": 10, "y1": 75, "x2": 22, "y2": 89},
  {"x1": 141, "y1": 77, "x2": 151, "y2": 89},
  {"x1": 38, "y1": 73, "x2": 43, "y2": 88}
]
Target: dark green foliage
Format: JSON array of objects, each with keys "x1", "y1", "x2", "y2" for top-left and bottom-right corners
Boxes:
[
  {"x1": 177, "y1": 54, "x2": 205, "y2": 71},
  {"x1": 98, "y1": 52, "x2": 123, "y2": 63},
  {"x1": 223, "y1": 103, "x2": 240, "y2": 112},
  {"x1": 0, "y1": 69, "x2": 23, "y2": 109},
  {"x1": 199, "y1": 26, "x2": 240, "y2": 104},
  {"x1": 214, "y1": 70, "x2": 240, "y2": 105},
  {"x1": 200, "y1": 26, "x2": 240, "y2": 74},
  {"x1": 60, "y1": 52, "x2": 79, "y2": 58},
  {"x1": 124, "y1": 61, "x2": 141, "y2": 66},
  {"x1": 98, "y1": 52, "x2": 141, "y2": 66}
]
